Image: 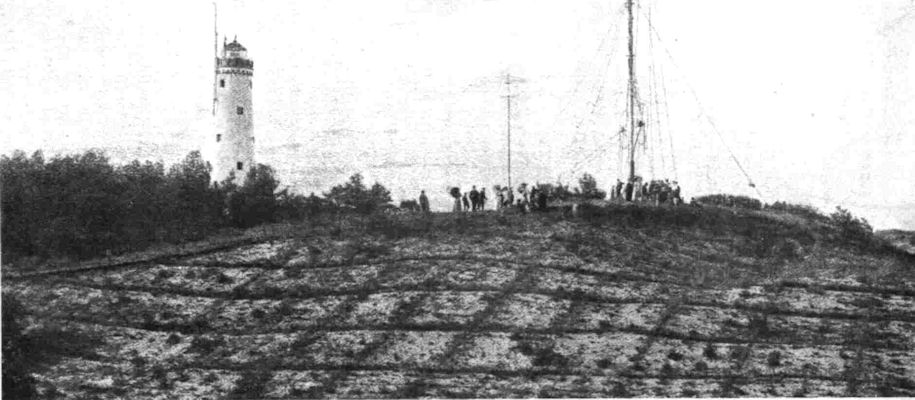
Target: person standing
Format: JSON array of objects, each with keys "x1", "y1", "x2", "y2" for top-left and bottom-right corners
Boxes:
[
  {"x1": 450, "y1": 187, "x2": 462, "y2": 212},
  {"x1": 480, "y1": 188, "x2": 487, "y2": 210},
  {"x1": 659, "y1": 181, "x2": 670, "y2": 204},
  {"x1": 419, "y1": 190, "x2": 430, "y2": 213},
  {"x1": 672, "y1": 181, "x2": 681, "y2": 206},
  {"x1": 530, "y1": 186, "x2": 540, "y2": 211},
  {"x1": 538, "y1": 188, "x2": 548, "y2": 210},
  {"x1": 462, "y1": 192, "x2": 470, "y2": 211},
  {"x1": 470, "y1": 186, "x2": 480, "y2": 211}
]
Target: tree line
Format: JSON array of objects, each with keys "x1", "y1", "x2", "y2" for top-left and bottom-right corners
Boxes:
[{"x1": 1, "y1": 150, "x2": 393, "y2": 264}]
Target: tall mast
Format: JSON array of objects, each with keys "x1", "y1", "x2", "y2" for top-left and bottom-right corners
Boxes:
[
  {"x1": 212, "y1": 2, "x2": 218, "y2": 116},
  {"x1": 505, "y1": 73, "x2": 512, "y2": 190},
  {"x1": 627, "y1": 0, "x2": 636, "y2": 182}
]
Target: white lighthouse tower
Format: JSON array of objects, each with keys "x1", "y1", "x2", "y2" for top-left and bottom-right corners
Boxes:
[{"x1": 211, "y1": 36, "x2": 255, "y2": 184}]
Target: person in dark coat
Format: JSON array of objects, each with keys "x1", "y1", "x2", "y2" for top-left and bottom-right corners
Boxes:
[
  {"x1": 469, "y1": 186, "x2": 480, "y2": 211},
  {"x1": 480, "y1": 188, "x2": 487, "y2": 210},
  {"x1": 419, "y1": 190, "x2": 430, "y2": 213},
  {"x1": 659, "y1": 181, "x2": 669, "y2": 204},
  {"x1": 624, "y1": 181, "x2": 633, "y2": 201},
  {"x1": 529, "y1": 187, "x2": 539, "y2": 210},
  {"x1": 462, "y1": 192, "x2": 470, "y2": 211},
  {"x1": 538, "y1": 189, "x2": 548, "y2": 210}
]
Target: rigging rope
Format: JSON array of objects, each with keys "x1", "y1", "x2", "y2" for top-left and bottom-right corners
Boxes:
[{"x1": 644, "y1": 16, "x2": 763, "y2": 199}]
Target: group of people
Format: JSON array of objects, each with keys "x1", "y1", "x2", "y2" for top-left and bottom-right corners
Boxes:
[
  {"x1": 494, "y1": 183, "x2": 549, "y2": 213},
  {"x1": 610, "y1": 177, "x2": 683, "y2": 206},
  {"x1": 421, "y1": 177, "x2": 684, "y2": 214},
  {"x1": 449, "y1": 186, "x2": 488, "y2": 212}
]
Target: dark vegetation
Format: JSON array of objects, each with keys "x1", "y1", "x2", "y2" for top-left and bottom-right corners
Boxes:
[
  {"x1": 1, "y1": 150, "x2": 392, "y2": 266},
  {"x1": 693, "y1": 194, "x2": 880, "y2": 250},
  {"x1": 0, "y1": 148, "x2": 894, "y2": 270},
  {"x1": 3, "y1": 292, "x2": 104, "y2": 399},
  {"x1": 532, "y1": 173, "x2": 607, "y2": 202},
  {"x1": 694, "y1": 194, "x2": 763, "y2": 210}
]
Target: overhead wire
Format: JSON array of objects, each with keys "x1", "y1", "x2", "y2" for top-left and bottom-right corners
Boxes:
[{"x1": 644, "y1": 15, "x2": 763, "y2": 199}]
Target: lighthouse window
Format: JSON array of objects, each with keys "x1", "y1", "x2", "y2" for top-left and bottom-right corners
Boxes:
[
  {"x1": 236, "y1": 106, "x2": 244, "y2": 115},
  {"x1": 237, "y1": 162, "x2": 244, "y2": 170},
  {"x1": 219, "y1": 79, "x2": 225, "y2": 88},
  {"x1": 216, "y1": 134, "x2": 221, "y2": 142}
]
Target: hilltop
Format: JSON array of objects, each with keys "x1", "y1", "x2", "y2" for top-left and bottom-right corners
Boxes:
[{"x1": 3, "y1": 204, "x2": 914, "y2": 398}]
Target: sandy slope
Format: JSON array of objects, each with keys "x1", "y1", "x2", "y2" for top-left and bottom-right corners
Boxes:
[{"x1": 5, "y1": 210, "x2": 915, "y2": 398}]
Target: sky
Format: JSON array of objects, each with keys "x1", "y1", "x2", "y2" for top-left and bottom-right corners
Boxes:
[{"x1": 2, "y1": 0, "x2": 914, "y2": 229}]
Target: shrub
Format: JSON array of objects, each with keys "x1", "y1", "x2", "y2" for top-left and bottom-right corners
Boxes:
[
  {"x1": 165, "y1": 333, "x2": 182, "y2": 345},
  {"x1": 1, "y1": 149, "x2": 286, "y2": 264},
  {"x1": 748, "y1": 313, "x2": 772, "y2": 337},
  {"x1": 2, "y1": 293, "x2": 36, "y2": 399},
  {"x1": 231, "y1": 368, "x2": 272, "y2": 398},
  {"x1": 398, "y1": 199, "x2": 420, "y2": 212},
  {"x1": 188, "y1": 336, "x2": 226, "y2": 355},
  {"x1": 830, "y1": 206, "x2": 873, "y2": 245},
  {"x1": 323, "y1": 173, "x2": 392, "y2": 214},
  {"x1": 694, "y1": 194, "x2": 762, "y2": 210},
  {"x1": 767, "y1": 350, "x2": 782, "y2": 367},
  {"x1": 151, "y1": 365, "x2": 170, "y2": 389},
  {"x1": 660, "y1": 363, "x2": 677, "y2": 377},
  {"x1": 729, "y1": 346, "x2": 751, "y2": 361},
  {"x1": 225, "y1": 164, "x2": 281, "y2": 228},
  {"x1": 276, "y1": 300, "x2": 295, "y2": 316},
  {"x1": 703, "y1": 342, "x2": 718, "y2": 359},
  {"x1": 577, "y1": 173, "x2": 607, "y2": 200},
  {"x1": 216, "y1": 272, "x2": 234, "y2": 285}
]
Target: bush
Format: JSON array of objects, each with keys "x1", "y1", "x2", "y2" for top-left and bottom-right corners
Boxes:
[
  {"x1": 188, "y1": 336, "x2": 226, "y2": 355},
  {"x1": 324, "y1": 173, "x2": 392, "y2": 214},
  {"x1": 703, "y1": 342, "x2": 718, "y2": 359},
  {"x1": 767, "y1": 350, "x2": 782, "y2": 367},
  {"x1": 0, "y1": 148, "x2": 314, "y2": 265},
  {"x1": 694, "y1": 194, "x2": 762, "y2": 210},
  {"x1": 225, "y1": 164, "x2": 280, "y2": 228},
  {"x1": 165, "y1": 333, "x2": 182, "y2": 345},
  {"x1": 830, "y1": 206, "x2": 873, "y2": 245},
  {"x1": 3, "y1": 293, "x2": 36, "y2": 399},
  {"x1": 0, "y1": 150, "x2": 220, "y2": 262},
  {"x1": 230, "y1": 368, "x2": 272, "y2": 398},
  {"x1": 577, "y1": 173, "x2": 607, "y2": 200}
]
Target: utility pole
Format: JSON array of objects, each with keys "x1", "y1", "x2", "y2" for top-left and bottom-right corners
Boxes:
[
  {"x1": 501, "y1": 73, "x2": 528, "y2": 190},
  {"x1": 505, "y1": 73, "x2": 512, "y2": 190},
  {"x1": 213, "y1": 2, "x2": 218, "y2": 116},
  {"x1": 627, "y1": 0, "x2": 637, "y2": 182}
]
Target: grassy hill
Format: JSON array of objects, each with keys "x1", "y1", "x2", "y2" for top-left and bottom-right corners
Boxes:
[
  {"x1": 4, "y1": 204, "x2": 915, "y2": 398},
  {"x1": 877, "y1": 229, "x2": 915, "y2": 256}
]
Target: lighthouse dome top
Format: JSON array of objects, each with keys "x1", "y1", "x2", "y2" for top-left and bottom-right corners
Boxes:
[
  {"x1": 221, "y1": 37, "x2": 250, "y2": 62},
  {"x1": 225, "y1": 39, "x2": 246, "y2": 52}
]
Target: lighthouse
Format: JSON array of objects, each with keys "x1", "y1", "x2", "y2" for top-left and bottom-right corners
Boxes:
[{"x1": 211, "y1": 36, "x2": 254, "y2": 184}]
